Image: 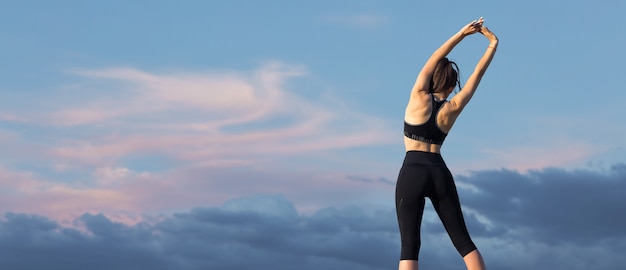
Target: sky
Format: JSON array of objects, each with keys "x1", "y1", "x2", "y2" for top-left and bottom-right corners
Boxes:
[{"x1": 0, "y1": 0, "x2": 625, "y2": 269}]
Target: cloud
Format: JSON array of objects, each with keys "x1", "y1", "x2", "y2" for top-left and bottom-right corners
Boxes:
[
  {"x1": 457, "y1": 164, "x2": 626, "y2": 245},
  {"x1": 481, "y1": 142, "x2": 596, "y2": 171},
  {"x1": 0, "y1": 161, "x2": 396, "y2": 223},
  {"x1": 0, "y1": 195, "x2": 399, "y2": 270},
  {"x1": 0, "y1": 212, "x2": 174, "y2": 270},
  {"x1": 0, "y1": 61, "x2": 398, "y2": 218},
  {"x1": 1, "y1": 164, "x2": 625, "y2": 270},
  {"x1": 346, "y1": 174, "x2": 395, "y2": 186},
  {"x1": 3, "y1": 61, "x2": 393, "y2": 166}
]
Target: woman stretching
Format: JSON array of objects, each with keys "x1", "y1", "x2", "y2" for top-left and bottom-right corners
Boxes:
[{"x1": 395, "y1": 18, "x2": 498, "y2": 270}]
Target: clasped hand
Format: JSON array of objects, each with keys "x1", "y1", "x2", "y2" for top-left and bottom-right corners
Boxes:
[{"x1": 461, "y1": 17, "x2": 498, "y2": 42}]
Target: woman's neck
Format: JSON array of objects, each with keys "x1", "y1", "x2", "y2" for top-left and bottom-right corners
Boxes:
[{"x1": 432, "y1": 93, "x2": 448, "y2": 101}]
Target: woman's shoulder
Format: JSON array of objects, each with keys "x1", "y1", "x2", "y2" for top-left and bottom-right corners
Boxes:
[
  {"x1": 405, "y1": 92, "x2": 433, "y2": 121},
  {"x1": 409, "y1": 90, "x2": 432, "y2": 103},
  {"x1": 407, "y1": 91, "x2": 431, "y2": 106}
]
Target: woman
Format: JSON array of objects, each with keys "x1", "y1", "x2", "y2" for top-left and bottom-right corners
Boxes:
[{"x1": 395, "y1": 18, "x2": 498, "y2": 270}]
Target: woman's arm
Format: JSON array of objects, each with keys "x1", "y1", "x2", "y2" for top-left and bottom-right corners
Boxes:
[
  {"x1": 448, "y1": 25, "x2": 498, "y2": 113},
  {"x1": 411, "y1": 20, "x2": 482, "y2": 96}
]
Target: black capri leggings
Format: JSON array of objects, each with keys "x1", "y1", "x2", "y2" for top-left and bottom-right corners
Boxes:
[{"x1": 395, "y1": 150, "x2": 476, "y2": 260}]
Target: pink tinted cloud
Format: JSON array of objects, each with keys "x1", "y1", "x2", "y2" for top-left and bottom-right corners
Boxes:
[
  {"x1": 0, "y1": 113, "x2": 29, "y2": 123},
  {"x1": 38, "y1": 61, "x2": 395, "y2": 165},
  {"x1": 0, "y1": 61, "x2": 396, "y2": 222},
  {"x1": 0, "y1": 166, "x2": 136, "y2": 223},
  {"x1": 0, "y1": 162, "x2": 396, "y2": 226},
  {"x1": 451, "y1": 138, "x2": 601, "y2": 173}
]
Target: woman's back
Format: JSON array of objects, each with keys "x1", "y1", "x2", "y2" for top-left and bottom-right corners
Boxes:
[{"x1": 404, "y1": 91, "x2": 458, "y2": 153}]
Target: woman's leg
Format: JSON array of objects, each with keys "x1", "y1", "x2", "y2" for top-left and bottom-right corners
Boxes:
[
  {"x1": 395, "y1": 162, "x2": 429, "y2": 270},
  {"x1": 398, "y1": 260, "x2": 419, "y2": 270},
  {"x1": 430, "y1": 165, "x2": 485, "y2": 270},
  {"x1": 463, "y1": 250, "x2": 486, "y2": 270}
]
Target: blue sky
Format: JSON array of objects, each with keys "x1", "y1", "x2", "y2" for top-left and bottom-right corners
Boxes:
[{"x1": 1, "y1": 1, "x2": 625, "y2": 269}]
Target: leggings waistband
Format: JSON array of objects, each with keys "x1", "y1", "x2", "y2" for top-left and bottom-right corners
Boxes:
[{"x1": 403, "y1": 150, "x2": 446, "y2": 166}]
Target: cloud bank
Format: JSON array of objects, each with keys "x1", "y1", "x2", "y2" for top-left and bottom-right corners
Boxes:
[{"x1": 1, "y1": 164, "x2": 624, "y2": 270}]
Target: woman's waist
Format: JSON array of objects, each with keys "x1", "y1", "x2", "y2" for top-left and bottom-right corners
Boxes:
[
  {"x1": 404, "y1": 137, "x2": 443, "y2": 154},
  {"x1": 403, "y1": 150, "x2": 446, "y2": 166}
]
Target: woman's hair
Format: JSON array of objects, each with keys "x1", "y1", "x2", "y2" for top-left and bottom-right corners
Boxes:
[{"x1": 429, "y1": 57, "x2": 462, "y2": 94}]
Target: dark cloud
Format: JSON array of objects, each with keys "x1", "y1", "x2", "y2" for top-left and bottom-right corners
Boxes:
[
  {"x1": 0, "y1": 213, "x2": 175, "y2": 270},
  {"x1": 1, "y1": 164, "x2": 625, "y2": 270},
  {"x1": 0, "y1": 196, "x2": 399, "y2": 270},
  {"x1": 457, "y1": 164, "x2": 626, "y2": 245},
  {"x1": 346, "y1": 174, "x2": 395, "y2": 186}
]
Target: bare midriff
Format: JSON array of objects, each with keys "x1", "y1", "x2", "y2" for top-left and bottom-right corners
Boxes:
[{"x1": 404, "y1": 136, "x2": 442, "y2": 154}]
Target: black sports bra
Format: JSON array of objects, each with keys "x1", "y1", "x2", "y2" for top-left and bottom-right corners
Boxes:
[{"x1": 404, "y1": 94, "x2": 448, "y2": 145}]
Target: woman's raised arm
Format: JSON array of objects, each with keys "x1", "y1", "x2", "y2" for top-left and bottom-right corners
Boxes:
[
  {"x1": 411, "y1": 19, "x2": 483, "y2": 96},
  {"x1": 448, "y1": 25, "x2": 498, "y2": 113}
]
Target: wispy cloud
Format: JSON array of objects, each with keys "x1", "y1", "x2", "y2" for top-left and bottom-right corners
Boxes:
[
  {"x1": 449, "y1": 138, "x2": 603, "y2": 173},
  {"x1": 0, "y1": 61, "x2": 396, "y2": 219},
  {"x1": 4, "y1": 61, "x2": 394, "y2": 166},
  {"x1": 481, "y1": 140, "x2": 597, "y2": 171}
]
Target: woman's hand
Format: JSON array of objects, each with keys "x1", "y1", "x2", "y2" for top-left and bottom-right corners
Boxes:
[
  {"x1": 480, "y1": 25, "x2": 498, "y2": 43},
  {"x1": 460, "y1": 17, "x2": 483, "y2": 37}
]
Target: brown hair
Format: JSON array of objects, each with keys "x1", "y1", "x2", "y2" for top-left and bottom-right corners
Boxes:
[{"x1": 429, "y1": 57, "x2": 461, "y2": 94}]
